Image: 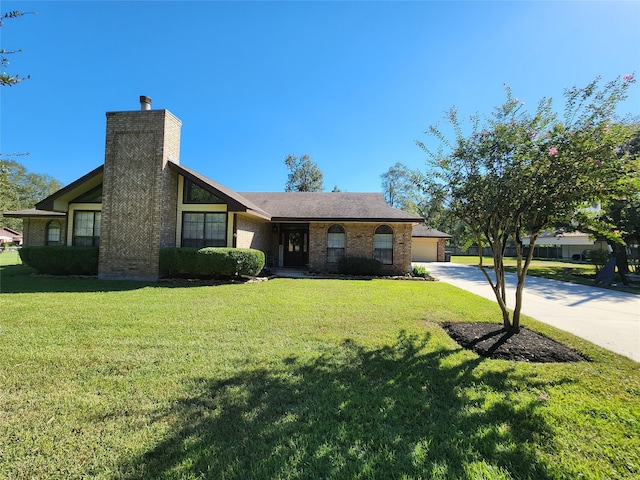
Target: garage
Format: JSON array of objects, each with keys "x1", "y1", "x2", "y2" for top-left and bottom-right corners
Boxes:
[{"x1": 411, "y1": 225, "x2": 452, "y2": 262}]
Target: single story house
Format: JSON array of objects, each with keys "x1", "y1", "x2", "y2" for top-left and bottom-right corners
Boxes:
[
  {"x1": 5, "y1": 97, "x2": 448, "y2": 281},
  {"x1": 0, "y1": 227, "x2": 23, "y2": 246},
  {"x1": 522, "y1": 230, "x2": 609, "y2": 260}
]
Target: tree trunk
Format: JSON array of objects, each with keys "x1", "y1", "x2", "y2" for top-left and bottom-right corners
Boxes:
[
  {"x1": 509, "y1": 230, "x2": 537, "y2": 333},
  {"x1": 610, "y1": 242, "x2": 630, "y2": 285}
]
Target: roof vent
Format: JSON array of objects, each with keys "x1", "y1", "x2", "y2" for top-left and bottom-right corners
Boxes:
[{"x1": 139, "y1": 95, "x2": 152, "y2": 111}]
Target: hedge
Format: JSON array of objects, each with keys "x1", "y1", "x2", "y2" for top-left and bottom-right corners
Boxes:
[
  {"x1": 159, "y1": 247, "x2": 265, "y2": 278},
  {"x1": 337, "y1": 256, "x2": 383, "y2": 276},
  {"x1": 19, "y1": 246, "x2": 99, "y2": 275},
  {"x1": 18, "y1": 246, "x2": 265, "y2": 279}
]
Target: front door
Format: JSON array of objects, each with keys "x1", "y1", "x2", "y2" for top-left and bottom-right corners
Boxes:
[{"x1": 282, "y1": 229, "x2": 309, "y2": 267}]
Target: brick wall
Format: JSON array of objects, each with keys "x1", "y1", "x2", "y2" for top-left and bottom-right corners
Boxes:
[
  {"x1": 235, "y1": 214, "x2": 272, "y2": 251},
  {"x1": 309, "y1": 222, "x2": 413, "y2": 275},
  {"x1": 21, "y1": 218, "x2": 67, "y2": 247},
  {"x1": 98, "y1": 109, "x2": 182, "y2": 281},
  {"x1": 437, "y1": 238, "x2": 446, "y2": 262},
  {"x1": 22, "y1": 218, "x2": 46, "y2": 246}
]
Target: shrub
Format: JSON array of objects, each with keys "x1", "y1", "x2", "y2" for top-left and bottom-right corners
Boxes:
[
  {"x1": 337, "y1": 256, "x2": 383, "y2": 276},
  {"x1": 159, "y1": 247, "x2": 265, "y2": 278},
  {"x1": 19, "y1": 246, "x2": 99, "y2": 275},
  {"x1": 412, "y1": 264, "x2": 429, "y2": 277},
  {"x1": 227, "y1": 248, "x2": 265, "y2": 276},
  {"x1": 584, "y1": 249, "x2": 610, "y2": 274}
]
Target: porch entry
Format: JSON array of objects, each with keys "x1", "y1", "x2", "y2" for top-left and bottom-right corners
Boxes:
[{"x1": 280, "y1": 225, "x2": 309, "y2": 267}]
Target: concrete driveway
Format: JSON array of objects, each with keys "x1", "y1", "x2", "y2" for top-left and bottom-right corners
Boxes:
[{"x1": 418, "y1": 262, "x2": 640, "y2": 362}]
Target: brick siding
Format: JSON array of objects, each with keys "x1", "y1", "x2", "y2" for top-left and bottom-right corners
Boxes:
[
  {"x1": 98, "y1": 110, "x2": 182, "y2": 281},
  {"x1": 235, "y1": 214, "x2": 272, "y2": 251},
  {"x1": 21, "y1": 218, "x2": 67, "y2": 247},
  {"x1": 437, "y1": 238, "x2": 446, "y2": 262},
  {"x1": 309, "y1": 222, "x2": 413, "y2": 275}
]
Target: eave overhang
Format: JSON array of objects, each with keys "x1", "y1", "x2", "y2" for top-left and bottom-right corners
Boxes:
[{"x1": 3, "y1": 208, "x2": 67, "y2": 218}]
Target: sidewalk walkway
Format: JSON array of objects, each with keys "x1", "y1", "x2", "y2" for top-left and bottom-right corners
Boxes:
[{"x1": 419, "y1": 262, "x2": 640, "y2": 362}]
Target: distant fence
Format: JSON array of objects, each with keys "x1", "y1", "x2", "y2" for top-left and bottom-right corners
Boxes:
[{"x1": 450, "y1": 246, "x2": 561, "y2": 259}]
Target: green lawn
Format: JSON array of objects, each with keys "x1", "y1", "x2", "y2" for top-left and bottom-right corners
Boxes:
[
  {"x1": 1, "y1": 252, "x2": 638, "y2": 479},
  {"x1": 452, "y1": 254, "x2": 594, "y2": 271},
  {"x1": 452, "y1": 255, "x2": 640, "y2": 294}
]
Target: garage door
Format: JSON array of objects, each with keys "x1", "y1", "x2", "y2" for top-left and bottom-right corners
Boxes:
[{"x1": 412, "y1": 238, "x2": 438, "y2": 262}]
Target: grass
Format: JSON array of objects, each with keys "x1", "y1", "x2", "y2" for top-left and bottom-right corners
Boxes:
[
  {"x1": 1, "y1": 252, "x2": 639, "y2": 479},
  {"x1": 452, "y1": 255, "x2": 640, "y2": 295}
]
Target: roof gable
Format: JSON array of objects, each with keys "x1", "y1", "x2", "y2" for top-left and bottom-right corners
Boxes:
[
  {"x1": 168, "y1": 161, "x2": 271, "y2": 219},
  {"x1": 35, "y1": 165, "x2": 104, "y2": 211}
]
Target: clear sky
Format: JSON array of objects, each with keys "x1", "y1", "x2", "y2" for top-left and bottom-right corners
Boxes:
[{"x1": 2, "y1": 1, "x2": 639, "y2": 194}]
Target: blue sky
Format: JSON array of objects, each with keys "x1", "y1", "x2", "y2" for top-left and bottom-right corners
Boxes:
[{"x1": 2, "y1": 1, "x2": 639, "y2": 194}]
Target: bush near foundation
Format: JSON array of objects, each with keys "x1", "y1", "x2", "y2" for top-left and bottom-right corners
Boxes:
[
  {"x1": 160, "y1": 247, "x2": 265, "y2": 278},
  {"x1": 19, "y1": 246, "x2": 99, "y2": 275},
  {"x1": 337, "y1": 256, "x2": 383, "y2": 276}
]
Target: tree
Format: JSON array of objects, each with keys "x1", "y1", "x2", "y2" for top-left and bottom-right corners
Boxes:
[
  {"x1": 284, "y1": 154, "x2": 324, "y2": 192},
  {"x1": 563, "y1": 129, "x2": 640, "y2": 282},
  {"x1": 1, "y1": 10, "x2": 34, "y2": 87},
  {"x1": 380, "y1": 163, "x2": 458, "y2": 240},
  {"x1": 418, "y1": 75, "x2": 638, "y2": 333},
  {"x1": 0, "y1": 159, "x2": 62, "y2": 230},
  {"x1": 380, "y1": 162, "x2": 417, "y2": 209}
]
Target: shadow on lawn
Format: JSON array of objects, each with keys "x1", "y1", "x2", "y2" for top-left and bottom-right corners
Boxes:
[
  {"x1": 0, "y1": 264, "x2": 251, "y2": 294},
  {"x1": 120, "y1": 332, "x2": 571, "y2": 480}
]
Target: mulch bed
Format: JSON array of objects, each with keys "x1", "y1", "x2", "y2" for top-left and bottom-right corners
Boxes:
[{"x1": 443, "y1": 322, "x2": 588, "y2": 363}]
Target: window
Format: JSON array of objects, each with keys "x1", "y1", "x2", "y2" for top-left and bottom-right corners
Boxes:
[
  {"x1": 183, "y1": 180, "x2": 224, "y2": 204},
  {"x1": 374, "y1": 225, "x2": 393, "y2": 265},
  {"x1": 71, "y1": 185, "x2": 102, "y2": 203},
  {"x1": 327, "y1": 224, "x2": 345, "y2": 263},
  {"x1": 73, "y1": 211, "x2": 101, "y2": 246},
  {"x1": 182, "y1": 212, "x2": 226, "y2": 248},
  {"x1": 46, "y1": 220, "x2": 61, "y2": 246}
]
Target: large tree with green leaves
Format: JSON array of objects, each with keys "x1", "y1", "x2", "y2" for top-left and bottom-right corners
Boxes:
[
  {"x1": 418, "y1": 75, "x2": 639, "y2": 333},
  {"x1": 380, "y1": 162, "x2": 418, "y2": 210},
  {"x1": 0, "y1": 160, "x2": 62, "y2": 230},
  {"x1": 284, "y1": 154, "x2": 324, "y2": 192},
  {"x1": 571, "y1": 130, "x2": 640, "y2": 279}
]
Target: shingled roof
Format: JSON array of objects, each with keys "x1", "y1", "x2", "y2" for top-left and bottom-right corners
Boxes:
[
  {"x1": 240, "y1": 192, "x2": 423, "y2": 222},
  {"x1": 6, "y1": 160, "x2": 423, "y2": 224},
  {"x1": 412, "y1": 225, "x2": 452, "y2": 238},
  {"x1": 167, "y1": 161, "x2": 270, "y2": 219}
]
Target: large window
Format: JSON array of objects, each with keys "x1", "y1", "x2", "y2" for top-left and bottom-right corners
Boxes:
[
  {"x1": 327, "y1": 224, "x2": 345, "y2": 263},
  {"x1": 183, "y1": 180, "x2": 224, "y2": 204},
  {"x1": 73, "y1": 211, "x2": 101, "y2": 246},
  {"x1": 374, "y1": 225, "x2": 393, "y2": 265},
  {"x1": 71, "y1": 185, "x2": 102, "y2": 203},
  {"x1": 46, "y1": 220, "x2": 61, "y2": 246},
  {"x1": 182, "y1": 212, "x2": 226, "y2": 248}
]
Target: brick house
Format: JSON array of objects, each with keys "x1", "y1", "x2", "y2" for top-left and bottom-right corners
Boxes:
[{"x1": 5, "y1": 97, "x2": 445, "y2": 281}]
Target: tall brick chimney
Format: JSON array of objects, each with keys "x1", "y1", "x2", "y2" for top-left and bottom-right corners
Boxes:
[{"x1": 98, "y1": 97, "x2": 182, "y2": 281}]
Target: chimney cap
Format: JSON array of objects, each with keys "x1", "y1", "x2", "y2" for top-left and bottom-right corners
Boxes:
[{"x1": 139, "y1": 95, "x2": 152, "y2": 110}]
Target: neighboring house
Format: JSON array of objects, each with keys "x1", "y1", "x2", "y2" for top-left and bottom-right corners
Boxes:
[
  {"x1": 0, "y1": 227, "x2": 23, "y2": 246},
  {"x1": 411, "y1": 225, "x2": 451, "y2": 262},
  {"x1": 4, "y1": 97, "x2": 438, "y2": 281},
  {"x1": 522, "y1": 230, "x2": 609, "y2": 260}
]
